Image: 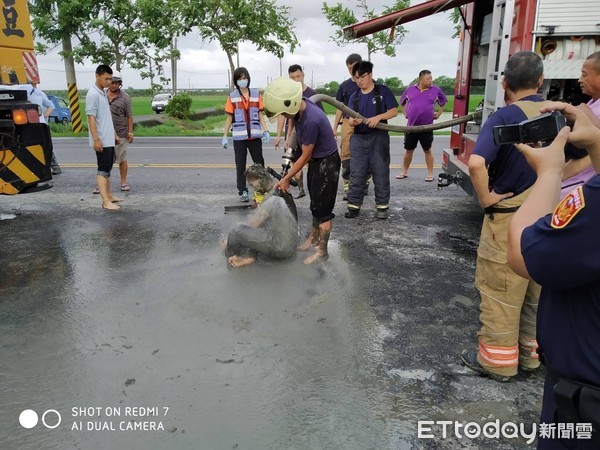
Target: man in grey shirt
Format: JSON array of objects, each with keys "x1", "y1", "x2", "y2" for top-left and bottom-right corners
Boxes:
[{"x1": 86, "y1": 65, "x2": 122, "y2": 210}]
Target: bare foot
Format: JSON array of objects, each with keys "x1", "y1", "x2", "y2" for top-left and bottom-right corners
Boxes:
[
  {"x1": 102, "y1": 202, "x2": 120, "y2": 210},
  {"x1": 110, "y1": 196, "x2": 124, "y2": 203},
  {"x1": 228, "y1": 255, "x2": 256, "y2": 267},
  {"x1": 297, "y1": 238, "x2": 316, "y2": 251},
  {"x1": 220, "y1": 239, "x2": 227, "y2": 251},
  {"x1": 303, "y1": 251, "x2": 328, "y2": 265}
]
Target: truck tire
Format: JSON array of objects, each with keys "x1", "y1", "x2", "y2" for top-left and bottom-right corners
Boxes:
[{"x1": 61, "y1": 117, "x2": 69, "y2": 125}]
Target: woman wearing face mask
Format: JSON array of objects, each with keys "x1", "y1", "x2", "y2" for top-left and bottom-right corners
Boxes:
[{"x1": 222, "y1": 67, "x2": 270, "y2": 203}]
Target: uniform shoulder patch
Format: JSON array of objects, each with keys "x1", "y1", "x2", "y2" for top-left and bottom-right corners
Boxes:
[{"x1": 551, "y1": 186, "x2": 586, "y2": 229}]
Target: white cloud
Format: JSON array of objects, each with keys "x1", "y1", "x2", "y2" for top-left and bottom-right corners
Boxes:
[{"x1": 35, "y1": 0, "x2": 459, "y2": 91}]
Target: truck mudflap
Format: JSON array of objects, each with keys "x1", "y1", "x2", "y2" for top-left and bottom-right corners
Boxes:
[
  {"x1": 439, "y1": 148, "x2": 475, "y2": 198},
  {"x1": 0, "y1": 123, "x2": 53, "y2": 194}
]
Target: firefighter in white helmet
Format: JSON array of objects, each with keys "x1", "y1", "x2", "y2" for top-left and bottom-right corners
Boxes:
[{"x1": 264, "y1": 77, "x2": 341, "y2": 265}]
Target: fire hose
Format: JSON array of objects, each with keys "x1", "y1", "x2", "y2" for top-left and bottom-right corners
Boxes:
[{"x1": 309, "y1": 93, "x2": 482, "y2": 132}]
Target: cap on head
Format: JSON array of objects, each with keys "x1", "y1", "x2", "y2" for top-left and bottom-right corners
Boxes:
[
  {"x1": 263, "y1": 77, "x2": 303, "y2": 120},
  {"x1": 112, "y1": 71, "x2": 122, "y2": 82}
]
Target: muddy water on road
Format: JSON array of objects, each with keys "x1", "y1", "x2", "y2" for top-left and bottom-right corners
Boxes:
[{"x1": 1, "y1": 210, "x2": 415, "y2": 449}]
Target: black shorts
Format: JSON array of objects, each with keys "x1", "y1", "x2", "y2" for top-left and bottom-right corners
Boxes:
[
  {"x1": 307, "y1": 151, "x2": 341, "y2": 223},
  {"x1": 96, "y1": 146, "x2": 115, "y2": 176},
  {"x1": 404, "y1": 131, "x2": 433, "y2": 151}
]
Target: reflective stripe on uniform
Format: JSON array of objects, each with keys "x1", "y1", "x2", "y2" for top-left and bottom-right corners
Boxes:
[
  {"x1": 230, "y1": 88, "x2": 262, "y2": 141},
  {"x1": 479, "y1": 342, "x2": 519, "y2": 367}
]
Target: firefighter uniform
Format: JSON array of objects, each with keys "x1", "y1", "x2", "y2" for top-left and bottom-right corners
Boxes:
[
  {"x1": 521, "y1": 177, "x2": 600, "y2": 449},
  {"x1": 335, "y1": 78, "x2": 361, "y2": 181},
  {"x1": 346, "y1": 84, "x2": 398, "y2": 214},
  {"x1": 472, "y1": 97, "x2": 546, "y2": 377}
]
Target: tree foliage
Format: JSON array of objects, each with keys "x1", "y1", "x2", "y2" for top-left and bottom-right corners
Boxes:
[
  {"x1": 322, "y1": 0, "x2": 410, "y2": 60},
  {"x1": 180, "y1": 0, "x2": 299, "y2": 83},
  {"x1": 30, "y1": 0, "x2": 181, "y2": 88},
  {"x1": 317, "y1": 81, "x2": 340, "y2": 97},
  {"x1": 449, "y1": 7, "x2": 462, "y2": 39},
  {"x1": 166, "y1": 93, "x2": 193, "y2": 119}
]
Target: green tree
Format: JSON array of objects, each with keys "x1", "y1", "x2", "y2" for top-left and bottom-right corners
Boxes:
[
  {"x1": 30, "y1": 0, "x2": 177, "y2": 88},
  {"x1": 383, "y1": 76, "x2": 403, "y2": 94},
  {"x1": 317, "y1": 81, "x2": 340, "y2": 97},
  {"x1": 450, "y1": 8, "x2": 461, "y2": 39},
  {"x1": 433, "y1": 75, "x2": 456, "y2": 94},
  {"x1": 322, "y1": 0, "x2": 410, "y2": 60},
  {"x1": 180, "y1": 0, "x2": 299, "y2": 82},
  {"x1": 166, "y1": 93, "x2": 193, "y2": 119}
]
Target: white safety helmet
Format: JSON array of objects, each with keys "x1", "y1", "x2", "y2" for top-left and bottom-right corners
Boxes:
[
  {"x1": 263, "y1": 77, "x2": 303, "y2": 120},
  {"x1": 112, "y1": 71, "x2": 123, "y2": 83}
]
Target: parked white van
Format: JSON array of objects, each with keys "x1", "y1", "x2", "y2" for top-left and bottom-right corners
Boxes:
[{"x1": 151, "y1": 93, "x2": 173, "y2": 114}]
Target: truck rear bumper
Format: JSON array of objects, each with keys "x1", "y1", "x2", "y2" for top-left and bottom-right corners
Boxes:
[{"x1": 441, "y1": 148, "x2": 474, "y2": 197}]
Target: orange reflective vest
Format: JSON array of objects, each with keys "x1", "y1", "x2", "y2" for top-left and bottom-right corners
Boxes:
[{"x1": 230, "y1": 88, "x2": 262, "y2": 140}]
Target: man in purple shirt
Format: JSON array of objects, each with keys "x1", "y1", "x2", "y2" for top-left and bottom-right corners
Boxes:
[
  {"x1": 265, "y1": 77, "x2": 341, "y2": 265},
  {"x1": 397, "y1": 70, "x2": 447, "y2": 181}
]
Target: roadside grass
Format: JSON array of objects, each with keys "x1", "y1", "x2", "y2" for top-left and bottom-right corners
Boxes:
[{"x1": 49, "y1": 94, "x2": 484, "y2": 137}]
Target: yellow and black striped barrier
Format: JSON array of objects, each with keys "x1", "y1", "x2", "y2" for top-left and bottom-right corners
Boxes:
[
  {"x1": 68, "y1": 83, "x2": 83, "y2": 134},
  {"x1": 0, "y1": 124, "x2": 53, "y2": 195}
]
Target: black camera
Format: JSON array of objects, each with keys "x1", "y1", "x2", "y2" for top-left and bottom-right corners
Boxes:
[{"x1": 493, "y1": 110, "x2": 567, "y2": 145}]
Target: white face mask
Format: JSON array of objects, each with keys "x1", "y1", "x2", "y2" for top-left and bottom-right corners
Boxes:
[{"x1": 237, "y1": 79, "x2": 248, "y2": 89}]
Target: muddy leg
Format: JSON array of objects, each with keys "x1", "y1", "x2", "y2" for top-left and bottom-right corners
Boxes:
[
  {"x1": 298, "y1": 217, "x2": 320, "y2": 251},
  {"x1": 304, "y1": 221, "x2": 331, "y2": 265},
  {"x1": 294, "y1": 171, "x2": 306, "y2": 198}
]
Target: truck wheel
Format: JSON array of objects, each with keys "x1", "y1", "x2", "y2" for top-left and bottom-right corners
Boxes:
[
  {"x1": 61, "y1": 118, "x2": 69, "y2": 125},
  {"x1": 155, "y1": 111, "x2": 160, "y2": 114}
]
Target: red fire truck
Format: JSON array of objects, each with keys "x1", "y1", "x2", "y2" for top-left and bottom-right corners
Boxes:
[{"x1": 344, "y1": 0, "x2": 600, "y2": 197}]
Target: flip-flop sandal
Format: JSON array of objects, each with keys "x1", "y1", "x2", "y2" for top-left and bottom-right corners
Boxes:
[
  {"x1": 93, "y1": 186, "x2": 100, "y2": 194},
  {"x1": 121, "y1": 184, "x2": 130, "y2": 191},
  {"x1": 395, "y1": 174, "x2": 408, "y2": 179},
  {"x1": 425, "y1": 176, "x2": 434, "y2": 182}
]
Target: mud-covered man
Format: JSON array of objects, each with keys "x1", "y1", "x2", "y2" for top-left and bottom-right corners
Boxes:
[{"x1": 223, "y1": 165, "x2": 299, "y2": 268}]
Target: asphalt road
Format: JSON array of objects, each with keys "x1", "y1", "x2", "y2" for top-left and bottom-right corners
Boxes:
[{"x1": 0, "y1": 136, "x2": 544, "y2": 449}]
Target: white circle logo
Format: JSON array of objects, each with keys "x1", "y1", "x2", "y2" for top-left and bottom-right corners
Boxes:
[
  {"x1": 19, "y1": 410, "x2": 38, "y2": 429},
  {"x1": 42, "y1": 410, "x2": 61, "y2": 429}
]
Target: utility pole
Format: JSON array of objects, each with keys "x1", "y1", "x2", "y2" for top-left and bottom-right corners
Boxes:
[
  {"x1": 171, "y1": 37, "x2": 178, "y2": 95},
  {"x1": 61, "y1": 36, "x2": 82, "y2": 133}
]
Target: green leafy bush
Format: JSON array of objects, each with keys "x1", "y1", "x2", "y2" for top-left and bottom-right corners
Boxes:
[{"x1": 166, "y1": 93, "x2": 193, "y2": 119}]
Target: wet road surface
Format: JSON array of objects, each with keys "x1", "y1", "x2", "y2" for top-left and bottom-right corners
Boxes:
[{"x1": 1, "y1": 137, "x2": 544, "y2": 449}]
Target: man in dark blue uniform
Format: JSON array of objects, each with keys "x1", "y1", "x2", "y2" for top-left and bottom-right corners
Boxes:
[
  {"x1": 508, "y1": 102, "x2": 600, "y2": 449},
  {"x1": 344, "y1": 60, "x2": 399, "y2": 220}
]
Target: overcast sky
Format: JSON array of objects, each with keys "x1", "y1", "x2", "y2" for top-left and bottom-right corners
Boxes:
[{"x1": 36, "y1": 0, "x2": 459, "y2": 91}]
